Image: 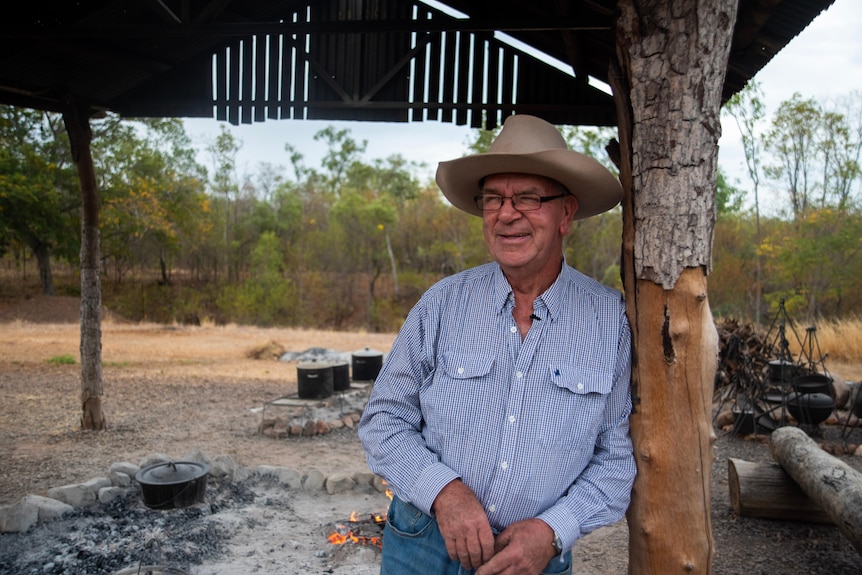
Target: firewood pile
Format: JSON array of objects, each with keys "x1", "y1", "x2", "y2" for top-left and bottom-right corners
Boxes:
[{"x1": 714, "y1": 318, "x2": 776, "y2": 397}]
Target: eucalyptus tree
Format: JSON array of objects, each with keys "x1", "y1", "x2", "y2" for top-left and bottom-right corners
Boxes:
[
  {"x1": 94, "y1": 117, "x2": 209, "y2": 285},
  {"x1": 724, "y1": 80, "x2": 767, "y2": 322},
  {"x1": 0, "y1": 105, "x2": 80, "y2": 294}
]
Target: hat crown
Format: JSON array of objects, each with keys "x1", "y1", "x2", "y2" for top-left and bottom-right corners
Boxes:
[{"x1": 489, "y1": 115, "x2": 569, "y2": 155}]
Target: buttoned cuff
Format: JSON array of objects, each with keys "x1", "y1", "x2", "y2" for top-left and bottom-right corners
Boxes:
[
  {"x1": 410, "y1": 462, "x2": 462, "y2": 517},
  {"x1": 538, "y1": 506, "x2": 580, "y2": 554}
]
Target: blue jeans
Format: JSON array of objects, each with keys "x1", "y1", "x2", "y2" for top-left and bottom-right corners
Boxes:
[{"x1": 381, "y1": 496, "x2": 572, "y2": 575}]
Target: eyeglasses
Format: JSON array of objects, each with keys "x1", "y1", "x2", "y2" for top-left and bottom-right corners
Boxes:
[{"x1": 473, "y1": 192, "x2": 567, "y2": 212}]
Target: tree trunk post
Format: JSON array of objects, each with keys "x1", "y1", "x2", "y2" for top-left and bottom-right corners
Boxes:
[
  {"x1": 611, "y1": 1, "x2": 737, "y2": 573},
  {"x1": 62, "y1": 98, "x2": 105, "y2": 431}
]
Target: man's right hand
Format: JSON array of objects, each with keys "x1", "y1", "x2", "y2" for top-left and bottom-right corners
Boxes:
[{"x1": 432, "y1": 479, "x2": 496, "y2": 570}]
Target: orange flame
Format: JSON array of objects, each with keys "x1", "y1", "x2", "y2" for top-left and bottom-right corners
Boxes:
[{"x1": 327, "y1": 481, "x2": 391, "y2": 547}]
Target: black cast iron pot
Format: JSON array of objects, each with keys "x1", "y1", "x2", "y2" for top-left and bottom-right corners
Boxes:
[
  {"x1": 786, "y1": 392, "x2": 835, "y2": 426},
  {"x1": 135, "y1": 461, "x2": 208, "y2": 510},
  {"x1": 297, "y1": 360, "x2": 334, "y2": 398},
  {"x1": 792, "y1": 373, "x2": 833, "y2": 396},
  {"x1": 352, "y1": 347, "x2": 383, "y2": 382}
]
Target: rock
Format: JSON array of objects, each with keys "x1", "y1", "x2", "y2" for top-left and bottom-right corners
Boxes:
[
  {"x1": 22, "y1": 495, "x2": 73, "y2": 522},
  {"x1": 0, "y1": 500, "x2": 38, "y2": 533},
  {"x1": 110, "y1": 471, "x2": 132, "y2": 487},
  {"x1": 329, "y1": 418, "x2": 345, "y2": 429},
  {"x1": 341, "y1": 415, "x2": 355, "y2": 429},
  {"x1": 303, "y1": 469, "x2": 326, "y2": 492},
  {"x1": 82, "y1": 477, "x2": 112, "y2": 494},
  {"x1": 289, "y1": 424, "x2": 304, "y2": 436},
  {"x1": 855, "y1": 444, "x2": 862, "y2": 457},
  {"x1": 715, "y1": 410, "x2": 735, "y2": 428},
  {"x1": 209, "y1": 454, "x2": 237, "y2": 479},
  {"x1": 183, "y1": 448, "x2": 211, "y2": 464},
  {"x1": 256, "y1": 465, "x2": 303, "y2": 489},
  {"x1": 353, "y1": 472, "x2": 376, "y2": 488},
  {"x1": 302, "y1": 420, "x2": 317, "y2": 436},
  {"x1": 97, "y1": 486, "x2": 128, "y2": 504},
  {"x1": 325, "y1": 473, "x2": 356, "y2": 494},
  {"x1": 233, "y1": 466, "x2": 253, "y2": 482},
  {"x1": 109, "y1": 461, "x2": 140, "y2": 478},
  {"x1": 315, "y1": 419, "x2": 331, "y2": 435},
  {"x1": 831, "y1": 372, "x2": 850, "y2": 409},
  {"x1": 46, "y1": 483, "x2": 96, "y2": 508},
  {"x1": 372, "y1": 475, "x2": 389, "y2": 494}
]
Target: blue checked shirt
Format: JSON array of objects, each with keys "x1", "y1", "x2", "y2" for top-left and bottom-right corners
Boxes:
[{"x1": 358, "y1": 260, "x2": 635, "y2": 552}]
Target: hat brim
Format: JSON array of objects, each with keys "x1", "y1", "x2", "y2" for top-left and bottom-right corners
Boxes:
[{"x1": 436, "y1": 149, "x2": 622, "y2": 219}]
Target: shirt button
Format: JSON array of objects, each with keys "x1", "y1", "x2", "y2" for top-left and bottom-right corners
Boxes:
[
  {"x1": 516, "y1": 371, "x2": 523, "y2": 379},
  {"x1": 577, "y1": 383, "x2": 584, "y2": 390},
  {"x1": 508, "y1": 415, "x2": 516, "y2": 423},
  {"x1": 501, "y1": 461, "x2": 508, "y2": 470},
  {"x1": 457, "y1": 367, "x2": 464, "y2": 375},
  {"x1": 510, "y1": 326, "x2": 517, "y2": 333},
  {"x1": 489, "y1": 504, "x2": 496, "y2": 513}
]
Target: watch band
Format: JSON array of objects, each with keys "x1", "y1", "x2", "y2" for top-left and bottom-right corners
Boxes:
[{"x1": 552, "y1": 531, "x2": 564, "y2": 554}]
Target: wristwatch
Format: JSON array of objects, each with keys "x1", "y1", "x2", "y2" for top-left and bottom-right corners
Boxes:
[{"x1": 552, "y1": 531, "x2": 564, "y2": 555}]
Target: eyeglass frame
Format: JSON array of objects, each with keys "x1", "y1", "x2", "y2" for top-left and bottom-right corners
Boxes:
[{"x1": 473, "y1": 191, "x2": 568, "y2": 212}]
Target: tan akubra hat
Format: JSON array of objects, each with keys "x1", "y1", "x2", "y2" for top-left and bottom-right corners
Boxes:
[{"x1": 435, "y1": 114, "x2": 622, "y2": 219}]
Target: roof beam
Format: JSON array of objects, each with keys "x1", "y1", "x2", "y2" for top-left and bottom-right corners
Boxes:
[{"x1": 0, "y1": 16, "x2": 613, "y2": 39}]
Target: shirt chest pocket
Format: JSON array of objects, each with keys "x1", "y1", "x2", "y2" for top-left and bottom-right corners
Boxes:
[
  {"x1": 422, "y1": 352, "x2": 496, "y2": 434},
  {"x1": 535, "y1": 364, "x2": 614, "y2": 450},
  {"x1": 440, "y1": 352, "x2": 495, "y2": 381}
]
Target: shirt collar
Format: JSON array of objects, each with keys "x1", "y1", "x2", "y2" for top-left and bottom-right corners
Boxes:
[{"x1": 491, "y1": 257, "x2": 570, "y2": 321}]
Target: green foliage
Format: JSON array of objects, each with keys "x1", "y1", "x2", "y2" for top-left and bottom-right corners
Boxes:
[
  {"x1": 7, "y1": 91, "x2": 862, "y2": 331},
  {"x1": 216, "y1": 232, "x2": 298, "y2": 326},
  {"x1": 46, "y1": 354, "x2": 76, "y2": 365}
]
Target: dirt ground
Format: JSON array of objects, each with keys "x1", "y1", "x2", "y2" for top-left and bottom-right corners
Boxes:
[{"x1": 2, "y1": 295, "x2": 862, "y2": 574}]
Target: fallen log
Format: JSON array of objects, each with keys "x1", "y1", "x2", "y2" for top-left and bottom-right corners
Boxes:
[
  {"x1": 769, "y1": 426, "x2": 862, "y2": 556},
  {"x1": 727, "y1": 458, "x2": 832, "y2": 523}
]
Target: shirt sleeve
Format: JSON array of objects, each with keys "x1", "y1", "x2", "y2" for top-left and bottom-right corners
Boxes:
[
  {"x1": 357, "y1": 296, "x2": 461, "y2": 516},
  {"x1": 537, "y1": 307, "x2": 636, "y2": 551}
]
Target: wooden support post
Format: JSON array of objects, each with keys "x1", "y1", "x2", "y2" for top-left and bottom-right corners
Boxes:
[{"x1": 62, "y1": 97, "x2": 105, "y2": 431}]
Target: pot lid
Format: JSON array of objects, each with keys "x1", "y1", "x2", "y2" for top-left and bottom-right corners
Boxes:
[
  {"x1": 352, "y1": 347, "x2": 383, "y2": 357},
  {"x1": 297, "y1": 359, "x2": 331, "y2": 370},
  {"x1": 136, "y1": 461, "x2": 208, "y2": 486}
]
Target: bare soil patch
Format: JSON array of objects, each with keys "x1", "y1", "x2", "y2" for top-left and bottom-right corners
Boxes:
[{"x1": 1, "y1": 295, "x2": 862, "y2": 574}]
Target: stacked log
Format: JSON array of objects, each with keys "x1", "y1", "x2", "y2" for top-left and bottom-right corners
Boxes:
[{"x1": 769, "y1": 427, "x2": 862, "y2": 555}]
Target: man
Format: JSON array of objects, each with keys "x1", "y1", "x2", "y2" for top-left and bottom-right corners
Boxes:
[{"x1": 358, "y1": 114, "x2": 635, "y2": 575}]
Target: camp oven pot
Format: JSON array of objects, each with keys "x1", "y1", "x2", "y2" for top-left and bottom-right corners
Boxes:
[
  {"x1": 331, "y1": 361, "x2": 350, "y2": 392},
  {"x1": 297, "y1": 360, "x2": 334, "y2": 398},
  {"x1": 352, "y1": 347, "x2": 384, "y2": 382},
  {"x1": 767, "y1": 359, "x2": 799, "y2": 382},
  {"x1": 786, "y1": 392, "x2": 835, "y2": 426},
  {"x1": 135, "y1": 461, "x2": 208, "y2": 510},
  {"x1": 792, "y1": 373, "x2": 833, "y2": 396}
]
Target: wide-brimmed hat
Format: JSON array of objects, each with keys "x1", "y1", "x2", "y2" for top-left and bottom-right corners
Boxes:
[{"x1": 435, "y1": 114, "x2": 622, "y2": 219}]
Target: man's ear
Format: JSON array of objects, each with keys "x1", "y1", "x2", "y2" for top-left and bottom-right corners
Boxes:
[{"x1": 560, "y1": 195, "x2": 579, "y2": 234}]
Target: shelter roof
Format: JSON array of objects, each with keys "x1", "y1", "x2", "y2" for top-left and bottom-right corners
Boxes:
[{"x1": 0, "y1": 0, "x2": 836, "y2": 129}]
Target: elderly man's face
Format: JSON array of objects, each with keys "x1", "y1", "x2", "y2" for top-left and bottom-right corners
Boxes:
[{"x1": 480, "y1": 173, "x2": 578, "y2": 280}]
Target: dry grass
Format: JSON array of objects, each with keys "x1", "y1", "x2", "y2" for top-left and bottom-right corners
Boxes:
[{"x1": 785, "y1": 316, "x2": 862, "y2": 364}]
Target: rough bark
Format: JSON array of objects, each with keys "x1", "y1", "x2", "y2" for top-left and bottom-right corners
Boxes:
[
  {"x1": 727, "y1": 458, "x2": 831, "y2": 524},
  {"x1": 62, "y1": 99, "x2": 105, "y2": 431},
  {"x1": 612, "y1": 1, "x2": 737, "y2": 573},
  {"x1": 769, "y1": 426, "x2": 862, "y2": 555}
]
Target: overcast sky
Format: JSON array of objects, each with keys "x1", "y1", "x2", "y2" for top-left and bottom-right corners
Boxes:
[{"x1": 182, "y1": 0, "x2": 861, "y2": 199}]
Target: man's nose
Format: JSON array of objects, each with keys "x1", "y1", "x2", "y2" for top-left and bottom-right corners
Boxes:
[{"x1": 497, "y1": 197, "x2": 522, "y2": 218}]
